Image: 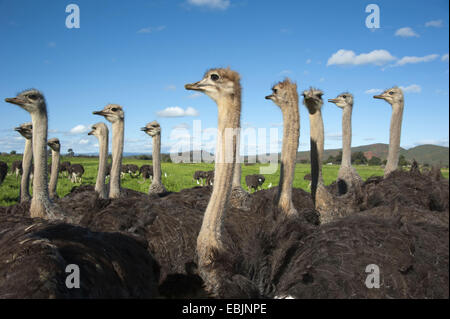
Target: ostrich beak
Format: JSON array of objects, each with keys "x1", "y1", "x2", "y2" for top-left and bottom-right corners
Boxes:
[
  {"x1": 373, "y1": 94, "x2": 384, "y2": 99},
  {"x1": 87, "y1": 130, "x2": 94, "y2": 135},
  {"x1": 185, "y1": 82, "x2": 201, "y2": 91},
  {"x1": 141, "y1": 127, "x2": 148, "y2": 132},
  {"x1": 265, "y1": 94, "x2": 274, "y2": 100},
  {"x1": 328, "y1": 98, "x2": 339, "y2": 103},
  {"x1": 14, "y1": 127, "x2": 21, "y2": 132},
  {"x1": 93, "y1": 110, "x2": 107, "y2": 116},
  {"x1": 5, "y1": 97, "x2": 26, "y2": 106}
]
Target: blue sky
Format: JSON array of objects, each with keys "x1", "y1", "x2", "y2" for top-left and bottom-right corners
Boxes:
[{"x1": 0, "y1": 0, "x2": 448, "y2": 155}]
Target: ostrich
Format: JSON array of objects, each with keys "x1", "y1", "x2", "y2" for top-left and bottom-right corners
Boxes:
[
  {"x1": 15, "y1": 123, "x2": 33, "y2": 202},
  {"x1": 68, "y1": 164, "x2": 85, "y2": 183},
  {"x1": 265, "y1": 78, "x2": 300, "y2": 216},
  {"x1": 60, "y1": 161, "x2": 71, "y2": 177},
  {"x1": 328, "y1": 93, "x2": 362, "y2": 194},
  {"x1": 141, "y1": 121, "x2": 167, "y2": 195},
  {"x1": 93, "y1": 104, "x2": 124, "y2": 199},
  {"x1": 185, "y1": 68, "x2": 260, "y2": 297},
  {"x1": 303, "y1": 88, "x2": 360, "y2": 223},
  {"x1": 139, "y1": 164, "x2": 153, "y2": 182},
  {"x1": 88, "y1": 122, "x2": 109, "y2": 199},
  {"x1": 302, "y1": 87, "x2": 325, "y2": 205},
  {"x1": 374, "y1": 87, "x2": 404, "y2": 177},
  {"x1": 245, "y1": 174, "x2": 265, "y2": 192},
  {"x1": 47, "y1": 138, "x2": 61, "y2": 200},
  {"x1": 0, "y1": 161, "x2": 7, "y2": 186},
  {"x1": 11, "y1": 160, "x2": 22, "y2": 180},
  {"x1": 5, "y1": 89, "x2": 65, "y2": 219}
]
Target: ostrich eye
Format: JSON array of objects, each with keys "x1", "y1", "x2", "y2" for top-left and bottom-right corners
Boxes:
[
  {"x1": 389, "y1": 91, "x2": 394, "y2": 95},
  {"x1": 111, "y1": 108, "x2": 118, "y2": 112},
  {"x1": 28, "y1": 94, "x2": 37, "y2": 100},
  {"x1": 317, "y1": 93, "x2": 323, "y2": 98},
  {"x1": 342, "y1": 95, "x2": 347, "y2": 99},
  {"x1": 210, "y1": 74, "x2": 219, "y2": 81},
  {"x1": 273, "y1": 89, "x2": 278, "y2": 94}
]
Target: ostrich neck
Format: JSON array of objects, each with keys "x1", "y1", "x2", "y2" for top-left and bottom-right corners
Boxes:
[
  {"x1": 231, "y1": 128, "x2": 242, "y2": 188},
  {"x1": 385, "y1": 102, "x2": 404, "y2": 176},
  {"x1": 110, "y1": 120, "x2": 124, "y2": 198},
  {"x1": 341, "y1": 106, "x2": 352, "y2": 167},
  {"x1": 30, "y1": 111, "x2": 51, "y2": 204},
  {"x1": 309, "y1": 110, "x2": 324, "y2": 203},
  {"x1": 277, "y1": 101, "x2": 300, "y2": 210},
  {"x1": 152, "y1": 134, "x2": 162, "y2": 183},
  {"x1": 49, "y1": 149, "x2": 60, "y2": 198},
  {"x1": 20, "y1": 138, "x2": 33, "y2": 202},
  {"x1": 95, "y1": 133, "x2": 108, "y2": 197},
  {"x1": 199, "y1": 96, "x2": 240, "y2": 245}
]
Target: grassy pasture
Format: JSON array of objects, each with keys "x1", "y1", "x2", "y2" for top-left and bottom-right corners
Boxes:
[{"x1": 0, "y1": 154, "x2": 448, "y2": 207}]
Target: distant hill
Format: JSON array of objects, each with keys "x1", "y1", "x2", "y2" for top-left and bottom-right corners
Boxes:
[{"x1": 296, "y1": 143, "x2": 448, "y2": 166}]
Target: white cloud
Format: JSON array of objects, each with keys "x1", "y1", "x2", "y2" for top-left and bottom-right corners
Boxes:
[
  {"x1": 365, "y1": 88, "x2": 383, "y2": 94},
  {"x1": 157, "y1": 106, "x2": 199, "y2": 117},
  {"x1": 399, "y1": 84, "x2": 421, "y2": 93},
  {"x1": 278, "y1": 70, "x2": 292, "y2": 76},
  {"x1": 187, "y1": 0, "x2": 230, "y2": 10},
  {"x1": 188, "y1": 92, "x2": 202, "y2": 99},
  {"x1": 326, "y1": 132, "x2": 342, "y2": 141},
  {"x1": 173, "y1": 123, "x2": 191, "y2": 130},
  {"x1": 48, "y1": 42, "x2": 56, "y2": 48},
  {"x1": 70, "y1": 125, "x2": 89, "y2": 134},
  {"x1": 327, "y1": 49, "x2": 396, "y2": 66},
  {"x1": 394, "y1": 54, "x2": 439, "y2": 66},
  {"x1": 395, "y1": 27, "x2": 419, "y2": 37},
  {"x1": 79, "y1": 139, "x2": 89, "y2": 145},
  {"x1": 164, "y1": 84, "x2": 176, "y2": 91},
  {"x1": 442, "y1": 53, "x2": 449, "y2": 62},
  {"x1": 425, "y1": 20, "x2": 443, "y2": 28},
  {"x1": 306, "y1": 59, "x2": 312, "y2": 64},
  {"x1": 137, "y1": 25, "x2": 166, "y2": 34}
]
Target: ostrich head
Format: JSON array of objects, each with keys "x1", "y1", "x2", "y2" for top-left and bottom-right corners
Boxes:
[
  {"x1": 328, "y1": 92, "x2": 353, "y2": 109},
  {"x1": 93, "y1": 104, "x2": 124, "y2": 123},
  {"x1": 88, "y1": 122, "x2": 108, "y2": 138},
  {"x1": 47, "y1": 138, "x2": 61, "y2": 152},
  {"x1": 373, "y1": 87, "x2": 404, "y2": 106},
  {"x1": 15, "y1": 122, "x2": 33, "y2": 140},
  {"x1": 141, "y1": 121, "x2": 161, "y2": 137},
  {"x1": 185, "y1": 68, "x2": 241, "y2": 102},
  {"x1": 302, "y1": 87, "x2": 324, "y2": 114},
  {"x1": 5, "y1": 89, "x2": 46, "y2": 114},
  {"x1": 265, "y1": 78, "x2": 298, "y2": 107}
]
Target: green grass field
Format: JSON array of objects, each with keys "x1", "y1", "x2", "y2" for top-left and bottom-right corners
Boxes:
[{"x1": 1, "y1": 154, "x2": 448, "y2": 207}]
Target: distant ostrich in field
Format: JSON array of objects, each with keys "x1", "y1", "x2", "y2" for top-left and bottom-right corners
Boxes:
[
  {"x1": 141, "y1": 121, "x2": 167, "y2": 195},
  {"x1": 245, "y1": 174, "x2": 265, "y2": 192},
  {"x1": 205, "y1": 170, "x2": 214, "y2": 186},
  {"x1": 193, "y1": 170, "x2": 209, "y2": 186},
  {"x1": 11, "y1": 160, "x2": 22, "y2": 180},
  {"x1": 5, "y1": 89, "x2": 65, "y2": 219},
  {"x1": 265, "y1": 78, "x2": 300, "y2": 216},
  {"x1": 374, "y1": 87, "x2": 404, "y2": 177},
  {"x1": 60, "y1": 161, "x2": 71, "y2": 177},
  {"x1": 88, "y1": 122, "x2": 109, "y2": 199},
  {"x1": 0, "y1": 161, "x2": 7, "y2": 186},
  {"x1": 68, "y1": 164, "x2": 85, "y2": 183},
  {"x1": 47, "y1": 138, "x2": 61, "y2": 200},
  {"x1": 139, "y1": 164, "x2": 153, "y2": 182},
  {"x1": 328, "y1": 93, "x2": 362, "y2": 194},
  {"x1": 15, "y1": 123, "x2": 33, "y2": 202},
  {"x1": 94, "y1": 104, "x2": 124, "y2": 199}
]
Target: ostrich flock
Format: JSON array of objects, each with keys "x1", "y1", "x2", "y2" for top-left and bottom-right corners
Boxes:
[{"x1": 0, "y1": 68, "x2": 448, "y2": 299}]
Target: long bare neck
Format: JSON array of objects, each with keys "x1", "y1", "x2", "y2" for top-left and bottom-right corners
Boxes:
[
  {"x1": 309, "y1": 110, "x2": 324, "y2": 203},
  {"x1": 95, "y1": 133, "x2": 109, "y2": 198},
  {"x1": 30, "y1": 110, "x2": 52, "y2": 218},
  {"x1": 341, "y1": 106, "x2": 352, "y2": 167},
  {"x1": 49, "y1": 149, "x2": 60, "y2": 199},
  {"x1": 152, "y1": 134, "x2": 162, "y2": 183},
  {"x1": 385, "y1": 102, "x2": 404, "y2": 177},
  {"x1": 277, "y1": 99, "x2": 300, "y2": 214},
  {"x1": 231, "y1": 128, "x2": 242, "y2": 188},
  {"x1": 110, "y1": 120, "x2": 124, "y2": 198},
  {"x1": 198, "y1": 95, "x2": 240, "y2": 256},
  {"x1": 20, "y1": 138, "x2": 33, "y2": 202}
]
